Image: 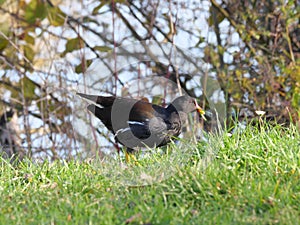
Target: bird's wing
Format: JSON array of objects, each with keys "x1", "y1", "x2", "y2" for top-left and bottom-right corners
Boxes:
[
  {"x1": 128, "y1": 101, "x2": 157, "y2": 121},
  {"x1": 115, "y1": 118, "x2": 169, "y2": 148},
  {"x1": 115, "y1": 102, "x2": 168, "y2": 148},
  {"x1": 127, "y1": 101, "x2": 169, "y2": 135},
  {"x1": 148, "y1": 117, "x2": 168, "y2": 134},
  {"x1": 115, "y1": 121, "x2": 151, "y2": 148},
  {"x1": 116, "y1": 121, "x2": 150, "y2": 140}
]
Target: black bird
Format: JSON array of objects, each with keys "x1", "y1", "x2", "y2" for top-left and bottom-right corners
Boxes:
[{"x1": 77, "y1": 93, "x2": 205, "y2": 162}]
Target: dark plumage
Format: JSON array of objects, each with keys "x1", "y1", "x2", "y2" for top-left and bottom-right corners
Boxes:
[{"x1": 77, "y1": 93, "x2": 205, "y2": 153}]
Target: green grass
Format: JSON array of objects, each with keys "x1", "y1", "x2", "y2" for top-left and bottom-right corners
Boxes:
[{"x1": 0, "y1": 123, "x2": 299, "y2": 225}]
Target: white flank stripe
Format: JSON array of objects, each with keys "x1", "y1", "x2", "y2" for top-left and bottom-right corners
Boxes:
[
  {"x1": 127, "y1": 121, "x2": 145, "y2": 126},
  {"x1": 115, "y1": 127, "x2": 131, "y2": 136}
]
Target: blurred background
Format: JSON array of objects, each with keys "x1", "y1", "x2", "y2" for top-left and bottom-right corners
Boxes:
[{"x1": 0, "y1": 0, "x2": 299, "y2": 161}]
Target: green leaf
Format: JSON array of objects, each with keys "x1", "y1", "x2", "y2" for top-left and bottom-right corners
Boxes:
[
  {"x1": 195, "y1": 37, "x2": 206, "y2": 48},
  {"x1": 0, "y1": 17, "x2": 10, "y2": 51},
  {"x1": 20, "y1": 76, "x2": 36, "y2": 99},
  {"x1": 75, "y1": 60, "x2": 93, "y2": 74},
  {"x1": 82, "y1": 17, "x2": 99, "y2": 24},
  {"x1": 25, "y1": 0, "x2": 47, "y2": 24},
  {"x1": 93, "y1": 46, "x2": 112, "y2": 52},
  {"x1": 208, "y1": 5, "x2": 225, "y2": 26},
  {"x1": 152, "y1": 95, "x2": 164, "y2": 105},
  {"x1": 61, "y1": 37, "x2": 84, "y2": 57},
  {"x1": 24, "y1": 45, "x2": 35, "y2": 63},
  {"x1": 92, "y1": 1, "x2": 108, "y2": 15},
  {"x1": 292, "y1": 93, "x2": 300, "y2": 108},
  {"x1": 0, "y1": 37, "x2": 8, "y2": 51},
  {"x1": 47, "y1": 6, "x2": 66, "y2": 26},
  {"x1": 24, "y1": 33, "x2": 35, "y2": 45}
]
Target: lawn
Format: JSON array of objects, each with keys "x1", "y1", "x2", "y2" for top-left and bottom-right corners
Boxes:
[{"x1": 0, "y1": 123, "x2": 299, "y2": 225}]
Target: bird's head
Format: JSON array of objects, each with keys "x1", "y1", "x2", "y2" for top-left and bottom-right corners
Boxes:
[{"x1": 170, "y1": 96, "x2": 206, "y2": 120}]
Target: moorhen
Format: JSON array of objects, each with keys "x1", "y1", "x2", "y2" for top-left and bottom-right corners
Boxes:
[{"x1": 77, "y1": 93, "x2": 205, "y2": 162}]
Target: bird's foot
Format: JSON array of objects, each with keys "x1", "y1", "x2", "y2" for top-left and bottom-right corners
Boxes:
[{"x1": 125, "y1": 150, "x2": 141, "y2": 166}]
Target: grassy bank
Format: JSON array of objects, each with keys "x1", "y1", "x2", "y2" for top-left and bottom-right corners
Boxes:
[{"x1": 0, "y1": 123, "x2": 299, "y2": 224}]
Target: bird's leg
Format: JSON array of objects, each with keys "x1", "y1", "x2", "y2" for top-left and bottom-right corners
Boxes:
[
  {"x1": 125, "y1": 148, "x2": 130, "y2": 163},
  {"x1": 113, "y1": 138, "x2": 122, "y2": 163},
  {"x1": 113, "y1": 140, "x2": 120, "y2": 154}
]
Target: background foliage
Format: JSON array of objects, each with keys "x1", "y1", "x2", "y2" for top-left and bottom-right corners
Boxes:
[{"x1": 0, "y1": 0, "x2": 299, "y2": 160}]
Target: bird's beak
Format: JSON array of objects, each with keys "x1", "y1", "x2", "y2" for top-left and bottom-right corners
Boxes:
[{"x1": 194, "y1": 100, "x2": 206, "y2": 121}]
